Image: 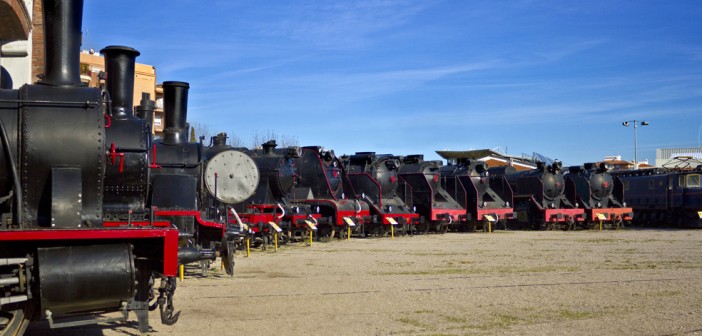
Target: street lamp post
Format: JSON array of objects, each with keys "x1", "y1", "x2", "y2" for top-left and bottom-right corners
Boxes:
[{"x1": 622, "y1": 120, "x2": 649, "y2": 169}]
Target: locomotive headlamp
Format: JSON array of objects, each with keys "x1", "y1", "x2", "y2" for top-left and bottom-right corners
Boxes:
[
  {"x1": 483, "y1": 201, "x2": 488, "y2": 208},
  {"x1": 505, "y1": 202, "x2": 510, "y2": 207},
  {"x1": 597, "y1": 202, "x2": 602, "y2": 208},
  {"x1": 387, "y1": 206, "x2": 393, "y2": 212}
]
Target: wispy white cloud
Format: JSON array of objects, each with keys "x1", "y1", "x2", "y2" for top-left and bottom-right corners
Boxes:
[{"x1": 256, "y1": 0, "x2": 433, "y2": 50}]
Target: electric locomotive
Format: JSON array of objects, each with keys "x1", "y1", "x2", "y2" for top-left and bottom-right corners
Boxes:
[
  {"x1": 564, "y1": 163, "x2": 633, "y2": 229},
  {"x1": 288, "y1": 146, "x2": 371, "y2": 239},
  {"x1": 397, "y1": 155, "x2": 465, "y2": 233},
  {"x1": 342, "y1": 152, "x2": 419, "y2": 236},
  {"x1": 0, "y1": 0, "x2": 179, "y2": 333},
  {"x1": 613, "y1": 166, "x2": 702, "y2": 228}
]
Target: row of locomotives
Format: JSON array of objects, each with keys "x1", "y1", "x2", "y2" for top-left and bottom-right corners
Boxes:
[
  {"x1": 288, "y1": 146, "x2": 371, "y2": 240},
  {"x1": 231, "y1": 140, "x2": 320, "y2": 248},
  {"x1": 613, "y1": 163, "x2": 702, "y2": 228},
  {"x1": 0, "y1": 0, "x2": 180, "y2": 333},
  {"x1": 435, "y1": 156, "x2": 515, "y2": 231},
  {"x1": 495, "y1": 162, "x2": 585, "y2": 230},
  {"x1": 397, "y1": 155, "x2": 465, "y2": 233},
  {"x1": 342, "y1": 152, "x2": 420, "y2": 237},
  {"x1": 148, "y1": 82, "x2": 239, "y2": 276},
  {"x1": 564, "y1": 163, "x2": 633, "y2": 230}
]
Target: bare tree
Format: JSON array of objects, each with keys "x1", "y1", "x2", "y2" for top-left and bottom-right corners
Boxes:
[
  {"x1": 250, "y1": 129, "x2": 299, "y2": 149},
  {"x1": 189, "y1": 121, "x2": 211, "y2": 143},
  {"x1": 228, "y1": 132, "x2": 244, "y2": 148}
]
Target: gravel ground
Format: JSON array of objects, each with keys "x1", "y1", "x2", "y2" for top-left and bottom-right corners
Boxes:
[{"x1": 29, "y1": 229, "x2": 702, "y2": 336}]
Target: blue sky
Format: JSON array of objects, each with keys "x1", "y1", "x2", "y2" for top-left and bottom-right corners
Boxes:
[{"x1": 82, "y1": 1, "x2": 702, "y2": 166}]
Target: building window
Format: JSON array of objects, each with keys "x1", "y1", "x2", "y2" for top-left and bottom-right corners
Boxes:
[
  {"x1": 679, "y1": 175, "x2": 685, "y2": 188},
  {"x1": 686, "y1": 174, "x2": 701, "y2": 188}
]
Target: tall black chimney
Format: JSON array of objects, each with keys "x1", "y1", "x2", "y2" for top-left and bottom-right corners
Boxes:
[
  {"x1": 135, "y1": 92, "x2": 154, "y2": 125},
  {"x1": 162, "y1": 81, "x2": 189, "y2": 144},
  {"x1": 41, "y1": 0, "x2": 84, "y2": 86},
  {"x1": 101, "y1": 45, "x2": 140, "y2": 119}
]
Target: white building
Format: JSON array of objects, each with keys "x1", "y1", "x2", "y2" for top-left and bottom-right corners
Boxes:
[{"x1": 655, "y1": 148, "x2": 702, "y2": 167}]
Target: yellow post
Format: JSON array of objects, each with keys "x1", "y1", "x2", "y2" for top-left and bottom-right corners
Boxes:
[
  {"x1": 245, "y1": 237, "x2": 251, "y2": 257},
  {"x1": 488, "y1": 220, "x2": 492, "y2": 233},
  {"x1": 391, "y1": 225, "x2": 395, "y2": 239},
  {"x1": 347, "y1": 226, "x2": 351, "y2": 241},
  {"x1": 274, "y1": 232, "x2": 278, "y2": 252},
  {"x1": 308, "y1": 229, "x2": 313, "y2": 246},
  {"x1": 600, "y1": 220, "x2": 603, "y2": 231},
  {"x1": 179, "y1": 264, "x2": 184, "y2": 282}
]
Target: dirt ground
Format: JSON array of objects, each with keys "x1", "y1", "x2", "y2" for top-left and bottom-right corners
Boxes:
[{"x1": 29, "y1": 229, "x2": 702, "y2": 336}]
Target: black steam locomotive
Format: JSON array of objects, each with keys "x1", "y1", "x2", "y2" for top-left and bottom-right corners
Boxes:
[
  {"x1": 0, "y1": 0, "x2": 180, "y2": 333},
  {"x1": 564, "y1": 163, "x2": 633, "y2": 229},
  {"x1": 149, "y1": 83, "x2": 259, "y2": 276},
  {"x1": 343, "y1": 152, "x2": 419, "y2": 236},
  {"x1": 397, "y1": 155, "x2": 465, "y2": 233},
  {"x1": 493, "y1": 162, "x2": 584, "y2": 230},
  {"x1": 289, "y1": 146, "x2": 370, "y2": 239},
  {"x1": 436, "y1": 157, "x2": 514, "y2": 231},
  {"x1": 231, "y1": 140, "x2": 320, "y2": 247}
]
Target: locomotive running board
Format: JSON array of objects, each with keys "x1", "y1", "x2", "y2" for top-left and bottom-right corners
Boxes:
[{"x1": 45, "y1": 307, "x2": 129, "y2": 329}]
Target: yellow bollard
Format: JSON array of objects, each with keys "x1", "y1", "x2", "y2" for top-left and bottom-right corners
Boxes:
[
  {"x1": 245, "y1": 237, "x2": 251, "y2": 257},
  {"x1": 600, "y1": 220, "x2": 603, "y2": 231},
  {"x1": 274, "y1": 232, "x2": 278, "y2": 252},
  {"x1": 488, "y1": 220, "x2": 492, "y2": 233},
  {"x1": 391, "y1": 225, "x2": 395, "y2": 239},
  {"x1": 308, "y1": 229, "x2": 313, "y2": 246},
  {"x1": 179, "y1": 264, "x2": 184, "y2": 282},
  {"x1": 347, "y1": 226, "x2": 351, "y2": 241}
]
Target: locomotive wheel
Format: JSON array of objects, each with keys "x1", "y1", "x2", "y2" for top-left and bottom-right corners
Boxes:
[
  {"x1": 0, "y1": 302, "x2": 33, "y2": 336},
  {"x1": 221, "y1": 239, "x2": 235, "y2": 277},
  {"x1": 440, "y1": 223, "x2": 449, "y2": 234}
]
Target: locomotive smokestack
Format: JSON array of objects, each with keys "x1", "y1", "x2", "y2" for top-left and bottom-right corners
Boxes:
[
  {"x1": 212, "y1": 133, "x2": 228, "y2": 146},
  {"x1": 162, "y1": 81, "x2": 190, "y2": 145},
  {"x1": 40, "y1": 0, "x2": 84, "y2": 86},
  {"x1": 101, "y1": 46, "x2": 140, "y2": 119},
  {"x1": 262, "y1": 140, "x2": 277, "y2": 155},
  {"x1": 135, "y1": 92, "x2": 154, "y2": 124}
]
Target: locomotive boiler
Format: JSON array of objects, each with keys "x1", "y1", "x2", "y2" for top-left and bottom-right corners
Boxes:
[
  {"x1": 397, "y1": 155, "x2": 465, "y2": 233},
  {"x1": 564, "y1": 162, "x2": 633, "y2": 229},
  {"x1": 288, "y1": 146, "x2": 371, "y2": 239},
  {"x1": 343, "y1": 152, "x2": 419, "y2": 236},
  {"x1": 0, "y1": 0, "x2": 180, "y2": 333}
]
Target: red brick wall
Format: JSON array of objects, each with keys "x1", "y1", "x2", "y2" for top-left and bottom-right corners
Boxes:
[{"x1": 31, "y1": 0, "x2": 44, "y2": 83}]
